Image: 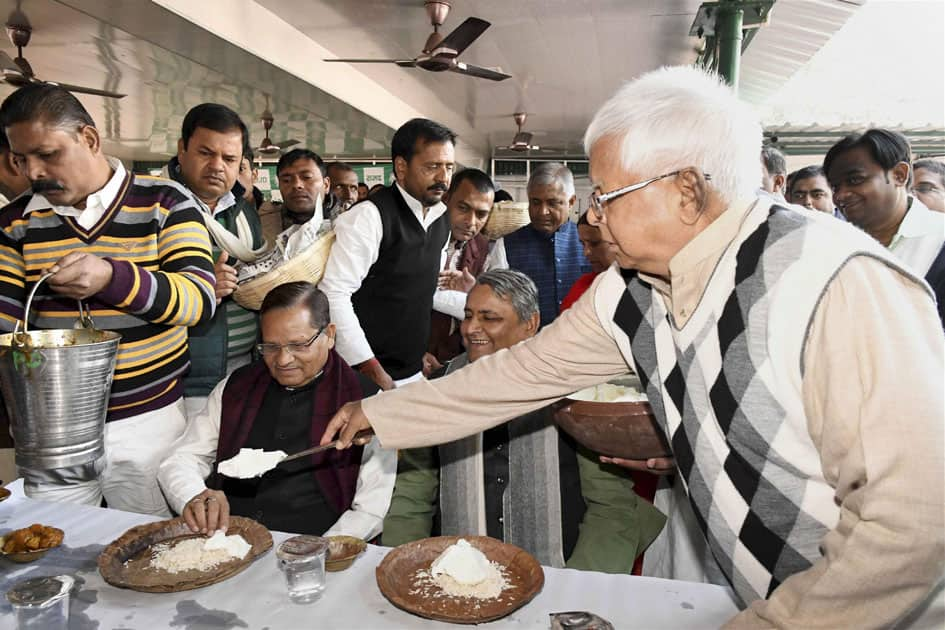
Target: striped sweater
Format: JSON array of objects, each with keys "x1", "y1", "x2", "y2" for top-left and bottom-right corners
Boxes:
[{"x1": 0, "y1": 172, "x2": 216, "y2": 421}]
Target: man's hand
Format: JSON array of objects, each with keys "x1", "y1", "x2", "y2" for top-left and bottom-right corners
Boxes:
[
  {"x1": 438, "y1": 268, "x2": 476, "y2": 293},
  {"x1": 182, "y1": 489, "x2": 230, "y2": 534},
  {"x1": 44, "y1": 252, "x2": 113, "y2": 300},
  {"x1": 599, "y1": 455, "x2": 676, "y2": 475},
  {"x1": 359, "y1": 358, "x2": 396, "y2": 391},
  {"x1": 320, "y1": 400, "x2": 374, "y2": 448},
  {"x1": 421, "y1": 352, "x2": 443, "y2": 377},
  {"x1": 214, "y1": 251, "x2": 238, "y2": 304}
]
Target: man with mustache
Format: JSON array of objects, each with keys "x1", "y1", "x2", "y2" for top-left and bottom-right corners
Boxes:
[
  {"x1": 320, "y1": 118, "x2": 455, "y2": 391},
  {"x1": 164, "y1": 103, "x2": 267, "y2": 419},
  {"x1": 486, "y1": 162, "x2": 591, "y2": 326},
  {"x1": 0, "y1": 84, "x2": 216, "y2": 513},
  {"x1": 327, "y1": 161, "x2": 360, "y2": 216}
]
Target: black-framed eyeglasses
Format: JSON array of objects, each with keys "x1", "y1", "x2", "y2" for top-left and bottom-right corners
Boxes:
[
  {"x1": 588, "y1": 171, "x2": 712, "y2": 220},
  {"x1": 256, "y1": 330, "x2": 323, "y2": 356}
]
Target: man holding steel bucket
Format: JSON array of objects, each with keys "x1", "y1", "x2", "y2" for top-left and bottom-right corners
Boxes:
[{"x1": 0, "y1": 85, "x2": 216, "y2": 515}]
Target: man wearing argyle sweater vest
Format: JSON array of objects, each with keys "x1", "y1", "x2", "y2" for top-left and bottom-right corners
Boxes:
[
  {"x1": 322, "y1": 68, "x2": 944, "y2": 628},
  {"x1": 0, "y1": 85, "x2": 216, "y2": 515}
]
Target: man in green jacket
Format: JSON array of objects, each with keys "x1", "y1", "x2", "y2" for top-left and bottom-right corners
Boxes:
[
  {"x1": 165, "y1": 103, "x2": 267, "y2": 418},
  {"x1": 382, "y1": 269, "x2": 664, "y2": 573}
]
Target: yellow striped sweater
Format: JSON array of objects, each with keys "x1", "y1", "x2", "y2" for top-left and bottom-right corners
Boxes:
[{"x1": 0, "y1": 172, "x2": 216, "y2": 420}]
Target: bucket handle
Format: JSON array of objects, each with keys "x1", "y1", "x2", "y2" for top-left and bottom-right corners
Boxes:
[{"x1": 13, "y1": 272, "x2": 90, "y2": 338}]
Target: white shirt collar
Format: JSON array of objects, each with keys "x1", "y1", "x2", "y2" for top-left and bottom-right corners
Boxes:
[
  {"x1": 24, "y1": 156, "x2": 126, "y2": 217},
  {"x1": 211, "y1": 190, "x2": 237, "y2": 217},
  {"x1": 893, "y1": 197, "x2": 940, "y2": 241},
  {"x1": 394, "y1": 181, "x2": 447, "y2": 226}
]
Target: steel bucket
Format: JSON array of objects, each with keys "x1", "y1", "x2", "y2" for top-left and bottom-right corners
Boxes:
[{"x1": 0, "y1": 273, "x2": 121, "y2": 469}]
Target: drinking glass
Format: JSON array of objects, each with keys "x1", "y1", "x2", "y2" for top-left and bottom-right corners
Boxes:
[
  {"x1": 276, "y1": 535, "x2": 329, "y2": 604},
  {"x1": 6, "y1": 574, "x2": 74, "y2": 630}
]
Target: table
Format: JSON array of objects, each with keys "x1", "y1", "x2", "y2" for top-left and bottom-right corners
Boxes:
[{"x1": 0, "y1": 480, "x2": 740, "y2": 629}]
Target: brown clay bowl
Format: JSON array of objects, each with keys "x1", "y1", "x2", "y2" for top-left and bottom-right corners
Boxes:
[
  {"x1": 552, "y1": 389, "x2": 671, "y2": 461},
  {"x1": 326, "y1": 535, "x2": 366, "y2": 572},
  {"x1": 0, "y1": 527, "x2": 64, "y2": 563}
]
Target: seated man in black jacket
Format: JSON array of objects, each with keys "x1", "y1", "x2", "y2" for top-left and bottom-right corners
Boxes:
[{"x1": 158, "y1": 282, "x2": 395, "y2": 539}]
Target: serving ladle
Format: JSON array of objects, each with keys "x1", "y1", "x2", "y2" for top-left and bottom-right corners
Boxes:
[{"x1": 218, "y1": 430, "x2": 375, "y2": 479}]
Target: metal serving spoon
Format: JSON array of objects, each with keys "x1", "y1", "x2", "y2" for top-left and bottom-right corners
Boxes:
[{"x1": 217, "y1": 430, "x2": 375, "y2": 479}]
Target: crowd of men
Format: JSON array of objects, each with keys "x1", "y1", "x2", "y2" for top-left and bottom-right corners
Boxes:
[{"x1": 0, "y1": 66, "x2": 942, "y2": 628}]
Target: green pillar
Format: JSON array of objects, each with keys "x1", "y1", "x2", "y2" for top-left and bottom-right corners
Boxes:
[{"x1": 716, "y1": 2, "x2": 744, "y2": 90}]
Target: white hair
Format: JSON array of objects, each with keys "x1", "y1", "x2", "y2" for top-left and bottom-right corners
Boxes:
[
  {"x1": 528, "y1": 161, "x2": 575, "y2": 198},
  {"x1": 583, "y1": 66, "x2": 762, "y2": 204}
]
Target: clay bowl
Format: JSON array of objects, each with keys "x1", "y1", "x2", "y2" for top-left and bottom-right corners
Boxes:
[
  {"x1": 552, "y1": 382, "x2": 671, "y2": 461},
  {"x1": 0, "y1": 527, "x2": 64, "y2": 563},
  {"x1": 326, "y1": 535, "x2": 366, "y2": 572}
]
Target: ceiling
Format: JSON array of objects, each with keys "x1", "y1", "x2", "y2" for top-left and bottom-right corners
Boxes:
[
  {"x1": 257, "y1": 0, "x2": 704, "y2": 159},
  {"x1": 0, "y1": 0, "x2": 936, "y2": 166},
  {"x1": 0, "y1": 0, "x2": 398, "y2": 162}
]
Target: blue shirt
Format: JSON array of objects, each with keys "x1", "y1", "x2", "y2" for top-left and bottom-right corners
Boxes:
[{"x1": 504, "y1": 222, "x2": 591, "y2": 326}]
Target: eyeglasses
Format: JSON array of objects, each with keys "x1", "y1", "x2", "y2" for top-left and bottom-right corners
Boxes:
[
  {"x1": 588, "y1": 171, "x2": 712, "y2": 220},
  {"x1": 256, "y1": 330, "x2": 322, "y2": 356}
]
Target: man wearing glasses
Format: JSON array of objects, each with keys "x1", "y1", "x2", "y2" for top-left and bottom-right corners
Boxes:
[
  {"x1": 322, "y1": 67, "x2": 944, "y2": 628},
  {"x1": 158, "y1": 282, "x2": 395, "y2": 540}
]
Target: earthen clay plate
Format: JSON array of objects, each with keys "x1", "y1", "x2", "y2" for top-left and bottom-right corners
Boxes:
[
  {"x1": 376, "y1": 535, "x2": 544, "y2": 624},
  {"x1": 98, "y1": 516, "x2": 272, "y2": 593}
]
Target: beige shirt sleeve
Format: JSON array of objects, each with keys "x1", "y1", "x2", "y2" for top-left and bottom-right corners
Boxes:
[
  {"x1": 727, "y1": 256, "x2": 945, "y2": 628},
  {"x1": 362, "y1": 273, "x2": 631, "y2": 449}
]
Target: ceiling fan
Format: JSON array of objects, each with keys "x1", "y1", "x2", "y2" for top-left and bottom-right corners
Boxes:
[
  {"x1": 501, "y1": 112, "x2": 541, "y2": 152},
  {"x1": 0, "y1": 9, "x2": 125, "y2": 99},
  {"x1": 324, "y1": 1, "x2": 510, "y2": 82},
  {"x1": 255, "y1": 97, "x2": 300, "y2": 157}
]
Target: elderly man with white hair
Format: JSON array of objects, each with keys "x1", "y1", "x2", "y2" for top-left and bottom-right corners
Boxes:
[{"x1": 322, "y1": 67, "x2": 944, "y2": 628}]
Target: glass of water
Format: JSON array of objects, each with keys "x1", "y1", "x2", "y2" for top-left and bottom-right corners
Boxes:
[
  {"x1": 7, "y1": 575, "x2": 74, "y2": 630},
  {"x1": 276, "y1": 535, "x2": 329, "y2": 604}
]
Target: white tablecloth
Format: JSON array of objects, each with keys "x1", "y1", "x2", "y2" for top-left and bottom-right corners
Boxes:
[{"x1": 0, "y1": 479, "x2": 740, "y2": 629}]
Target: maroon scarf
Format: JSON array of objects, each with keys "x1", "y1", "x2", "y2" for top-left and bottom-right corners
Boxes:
[{"x1": 213, "y1": 350, "x2": 364, "y2": 513}]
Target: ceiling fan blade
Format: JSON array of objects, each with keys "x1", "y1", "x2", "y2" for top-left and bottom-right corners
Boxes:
[
  {"x1": 0, "y1": 51, "x2": 24, "y2": 75},
  {"x1": 12, "y1": 56, "x2": 33, "y2": 78},
  {"x1": 275, "y1": 139, "x2": 300, "y2": 150},
  {"x1": 436, "y1": 17, "x2": 490, "y2": 56},
  {"x1": 451, "y1": 62, "x2": 511, "y2": 82},
  {"x1": 324, "y1": 58, "x2": 416, "y2": 66},
  {"x1": 44, "y1": 81, "x2": 126, "y2": 99}
]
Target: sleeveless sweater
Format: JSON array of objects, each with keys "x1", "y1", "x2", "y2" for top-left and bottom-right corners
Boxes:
[{"x1": 609, "y1": 202, "x2": 928, "y2": 604}]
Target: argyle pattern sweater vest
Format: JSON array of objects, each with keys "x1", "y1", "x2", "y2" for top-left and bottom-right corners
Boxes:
[{"x1": 610, "y1": 201, "x2": 928, "y2": 605}]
